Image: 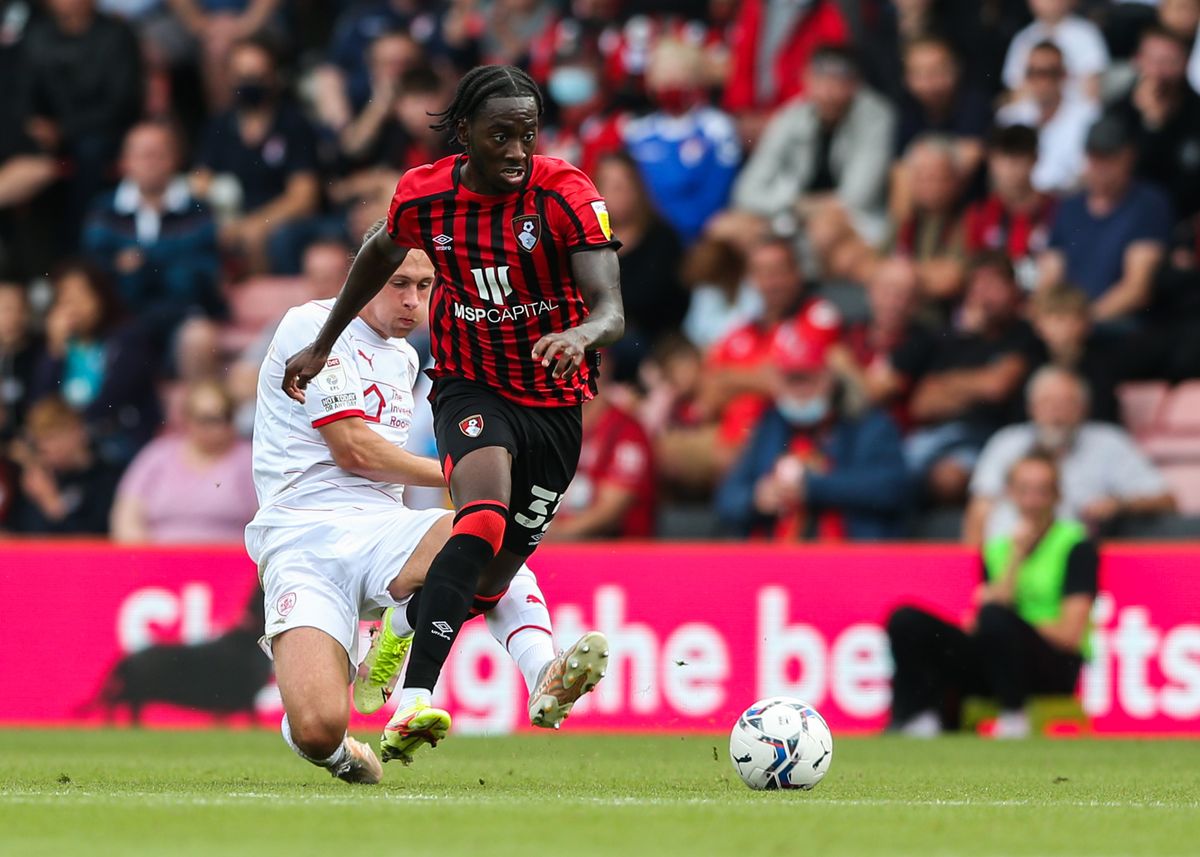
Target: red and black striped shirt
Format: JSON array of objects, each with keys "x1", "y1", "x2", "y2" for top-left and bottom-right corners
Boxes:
[{"x1": 388, "y1": 154, "x2": 620, "y2": 407}]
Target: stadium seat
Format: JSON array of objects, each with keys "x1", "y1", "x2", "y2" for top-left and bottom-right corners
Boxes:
[
  {"x1": 1160, "y1": 464, "x2": 1200, "y2": 515},
  {"x1": 1158, "y1": 381, "x2": 1200, "y2": 434},
  {"x1": 221, "y1": 277, "x2": 306, "y2": 351},
  {"x1": 1117, "y1": 381, "x2": 1168, "y2": 436},
  {"x1": 1110, "y1": 514, "x2": 1200, "y2": 540}
]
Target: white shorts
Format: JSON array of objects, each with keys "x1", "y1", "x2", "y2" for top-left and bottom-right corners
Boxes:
[{"x1": 247, "y1": 507, "x2": 450, "y2": 666}]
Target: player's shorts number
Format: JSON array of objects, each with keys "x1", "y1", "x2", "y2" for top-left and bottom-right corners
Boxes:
[{"x1": 514, "y1": 484, "x2": 563, "y2": 534}]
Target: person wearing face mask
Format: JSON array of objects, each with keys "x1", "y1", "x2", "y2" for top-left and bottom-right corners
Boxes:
[
  {"x1": 963, "y1": 365, "x2": 1175, "y2": 545},
  {"x1": 714, "y1": 316, "x2": 910, "y2": 541},
  {"x1": 539, "y1": 55, "x2": 624, "y2": 177},
  {"x1": 192, "y1": 36, "x2": 320, "y2": 274},
  {"x1": 622, "y1": 37, "x2": 741, "y2": 244}
]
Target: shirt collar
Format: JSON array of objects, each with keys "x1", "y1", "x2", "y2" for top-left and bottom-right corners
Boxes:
[{"x1": 113, "y1": 177, "x2": 191, "y2": 215}]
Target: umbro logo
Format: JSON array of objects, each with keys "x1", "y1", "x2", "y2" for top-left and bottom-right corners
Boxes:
[
  {"x1": 433, "y1": 234, "x2": 453, "y2": 251},
  {"x1": 431, "y1": 620, "x2": 454, "y2": 640}
]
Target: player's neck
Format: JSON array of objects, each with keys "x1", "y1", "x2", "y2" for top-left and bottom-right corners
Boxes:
[
  {"x1": 460, "y1": 158, "x2": 517, "y2": 197},
  {"x1": 357, "y1": 311, "x2": 389, "y2": 340}
]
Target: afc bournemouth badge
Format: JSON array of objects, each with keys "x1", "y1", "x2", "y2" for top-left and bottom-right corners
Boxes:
[
  {"x1": 512, "y1": 215, "x2": 541, "y2": 252},
  {"x1": 459, "y1": 414, "x2": 484, "y2": 438}
]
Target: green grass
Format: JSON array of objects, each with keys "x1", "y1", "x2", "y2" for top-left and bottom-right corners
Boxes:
[{"x1": 1, "y1": 730, "x2": 1198, "y2": 857}]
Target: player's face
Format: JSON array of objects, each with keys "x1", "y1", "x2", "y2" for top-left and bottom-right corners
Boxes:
[
  {"x1": 459, "y1": 96, "x2": 539, "y2": 194},
  {"x1": 366, "y1": 250, "x2": 435, "y2": 338}
]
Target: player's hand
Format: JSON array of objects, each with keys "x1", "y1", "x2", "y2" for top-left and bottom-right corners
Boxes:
[
  {"x1": 282, "y1": 343, "x2": 331, "y2": 404},
  {"x1": 532, "y1": 329, "x2": 589, "y2": 380}
]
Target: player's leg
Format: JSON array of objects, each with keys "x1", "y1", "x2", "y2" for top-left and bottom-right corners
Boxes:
[
  {"x1": 272, "y1": 626, "x2": 380, "y2": 783},
  {"x1": 885, "y1": 605, "x2": 975, "y2": 737}
]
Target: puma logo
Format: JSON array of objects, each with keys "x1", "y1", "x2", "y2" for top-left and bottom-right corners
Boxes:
[{"x1": 357, "y1": 349, "x2": 375, "y2": 369}]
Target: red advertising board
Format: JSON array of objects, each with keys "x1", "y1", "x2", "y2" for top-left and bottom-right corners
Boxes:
[{"x1": 1, "y1": 542, "x2": 1198, "y2": 734}]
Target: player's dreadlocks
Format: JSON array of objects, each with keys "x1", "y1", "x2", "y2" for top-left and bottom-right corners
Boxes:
[{"x1": 430, "y1": 65, "x2": 544, "y2": 134}]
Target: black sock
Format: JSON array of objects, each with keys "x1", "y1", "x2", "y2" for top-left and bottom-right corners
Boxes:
[{"x1": 402, "y1": 533, "x2": 494, "y2": 691}]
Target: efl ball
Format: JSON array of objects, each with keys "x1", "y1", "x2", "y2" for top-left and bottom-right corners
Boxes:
[{"x1": 729, "y1": 697, "x2": 833, "y2": 790}]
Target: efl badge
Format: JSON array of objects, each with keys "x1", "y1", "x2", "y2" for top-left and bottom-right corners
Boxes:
[
  {"x1": 512, "y1": 215, "x2": 541, "y2": 252},
  {"x1": 590, "y1": 200, "x2": 612, "y2": 240},
  {"x1": 459, "y1": 414, "x2": 484, "y2": 438}
]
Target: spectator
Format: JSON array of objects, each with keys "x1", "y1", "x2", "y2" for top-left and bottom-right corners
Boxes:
[
  {"x1": 1002, "y1": 0, "x2": 1109, "y2": 101},
  {"x1": 311, "y1": 0, "x2": 461, "y2": 135},
  {"x1": 890, "y1": 253, "x2": 1044, "y2": 503},
  {"x1": 193, "y1": 37, "x2": 320, "y2": 274},
  {"x1": 680, "y1": 210, "x2": 768, "y2": 350},
  {"x1": 637, "y1": 333, "x2": 705, "y2": 440},
  {"x1": 890, "y1": 136, "x2": 971, "y2": 302},
  {"x1": 332, "y1": 32, "x2": 428, "y2": 166},
  {"x1": 964, "y1": 366, "x2": 1175, "y2": 543},
  {"x1": 888, "y1": 451, "x2": 1098, "y2": 739},
  {"x1": 7, "y1": 395, "x2": 122, "y2": 534},
  {"x1": 539, "y1": 50, "x2": 624, "y2": 177},
  {"x1": 166, "y1": 0, "x2": 283, "y2": 109},
  {"x1": 1029, "y1": 285, "x2": 1121, "y2": 424},
  {"x1": 0, "y1": 281, "x2": 41, "y2": 442},
  {"x1": 1106, "y1": 25, "x2": 1200, "y2": 222},
  {"x1": 21, "y1": 0, "x2": 142, "y2": 230},
  {"x1": 895, "y1": 36, "x2": 990, "y2": 174},
  {"x1": 819, "y1": 135, "x2": 970, "y2": 298},
  {"x1": 659, "y1": 237, "x2": 839, "y2": 494},
  {"x1": 228, "y1": 237, "x2": 351, "y2": 433},
  {"x1": 83, "y1": 120, "x2": 222, "y2": 339},
  {"x1": 1037, "y1": 117, "x2": 1172, "y2": 329},
  {"x1": 479, "y1": 0, "x2": 557, "y2": 67},
  {"x1": 593, "y1": 150, "x2": 687, "y2": 382},
  {"x1": 732, "y1": 45, "x2": 894, "y2": 247},
  {"x1": 623, "y1": 38, "x2": 741, "y2": 244},
  {"x1": 715, "y1": 317, "x2": 909, "y2": 541},
  {"x1": 30, "y1": 261, "x2": 160, "y2": 464},
  {"x1": 996, "y1": 41, "x2": 1098, "y2": 194},
  {"x1": 552, "y1": 369, "x2": 657, "y2": 540},
  {"x1": 1160, "y1": 0, "x2": 1200, "y2": 95},
  {"x1": 110, "y1": 379, "x2": 256, "y2": 542},
  {"x1": 721, "y1": 0, "x2": 848, "y2": 140},
  {"x1": 965, "y1": 125, "x2": 1057, "y2": 292},
  {"x1": 828, "y1": 257, "x2": 925, "y2": 427}
]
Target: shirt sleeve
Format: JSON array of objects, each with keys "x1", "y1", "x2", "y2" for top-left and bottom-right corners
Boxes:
[
  {"x1": 1063, "y1": 539, "x2": 1100, "y2": 597},
  {"x1": 275, "y1": 309, "x2": 367, "y2": 428},
  {"x1": 1131, "y1": 186, "x2": 1173, "y2": 244},
  {"x1": 969, "y1": 429, "x2": 1024, "y2": 498},
  {"x1": 387, "y1": 169, "x2": 422, "y2": 248},
  {"x1": 1107, "y1": 428, "x2": 1169, "y2": 499},
  {"x1": 545, "y1": 164, "x2": 623, "y2": 253}
]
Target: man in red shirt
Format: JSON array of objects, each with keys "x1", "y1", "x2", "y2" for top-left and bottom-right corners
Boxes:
[{"x1": 283, "y1": 65, "x2": 624, "y2": 761}]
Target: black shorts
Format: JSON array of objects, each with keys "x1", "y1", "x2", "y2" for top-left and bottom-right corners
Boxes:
[{"x1": 431, "y1": 377, "x2": 583, "y2": 556}]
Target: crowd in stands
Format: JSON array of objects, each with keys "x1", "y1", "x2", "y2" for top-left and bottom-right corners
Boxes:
[{"x1": 2, "y1": 0, "x2": 1199, "y2": 544}]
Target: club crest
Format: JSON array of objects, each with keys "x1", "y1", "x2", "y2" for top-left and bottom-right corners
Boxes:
[
  {"x1": 459, "y1": 414, "x2": 484, "y2": 437},
  {"x1": 512, "y1": 215, "x2": 541, "y2": 252}
]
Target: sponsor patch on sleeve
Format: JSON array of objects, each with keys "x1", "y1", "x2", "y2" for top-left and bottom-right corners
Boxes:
[
  {"x1": 590, "y1": 200, "x2": 612, "y2": 240},
  {"x1": 313, "y1": 357, "x2": 349, "y2": 394}
]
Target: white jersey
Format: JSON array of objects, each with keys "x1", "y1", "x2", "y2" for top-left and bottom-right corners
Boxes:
[{"x1": 247, "y1": 299, "x2": 421, "y2": 530}]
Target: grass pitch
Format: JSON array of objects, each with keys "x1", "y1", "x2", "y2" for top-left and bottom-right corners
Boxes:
[{"x1": 1, "y1": 730, "x2": 1197, "y2": 857}]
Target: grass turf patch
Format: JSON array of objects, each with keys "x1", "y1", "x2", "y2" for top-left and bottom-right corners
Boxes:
[{"x1": 1, "y1": 730, "x2": 1197, "y2": 857}]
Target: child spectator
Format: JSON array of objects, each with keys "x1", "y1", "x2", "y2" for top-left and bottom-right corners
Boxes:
[
  {"x1": 1029, "y1": 285, "x2": 1121, "y2": 424},
  {"x1": 7, "y1": 396, "x2": 122, "y2": 534}
]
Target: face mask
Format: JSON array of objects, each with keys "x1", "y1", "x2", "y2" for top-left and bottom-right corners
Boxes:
[
  {"x1": 777, "y1": 395, "x2": 830, "y2": 427},
  {"x1": 234, "y1": 81, "x2": 270, "y2": 109},
  {"x1": 651, "y1": 86, "x2": 700, "y2": 115},
  {"x1": 548, "y1": 67, "x2": 598, "y2": 108}
]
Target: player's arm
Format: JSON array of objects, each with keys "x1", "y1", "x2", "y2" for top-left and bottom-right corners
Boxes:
[
  {"x1": 549, "y1": 482, "x2": 637, "y2": 540},
  {"x1": 282, "y1": 228, "x2": 409, "y2": 402},
  {"x1": 531, "y1": 248, "x2": 625, "y2": 379},
  {"x1": 318, "y1": 416, "x2": 446, "y2": 487}
]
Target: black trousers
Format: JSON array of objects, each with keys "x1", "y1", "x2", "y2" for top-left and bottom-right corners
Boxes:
[{"x1": 886, "y1": 603, "x2": 1083, "y2": 725}]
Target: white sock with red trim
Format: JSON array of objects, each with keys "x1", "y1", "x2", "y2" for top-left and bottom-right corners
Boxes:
[{"x1": 487, "y1": 564, "x2": 556, "y2": 693}]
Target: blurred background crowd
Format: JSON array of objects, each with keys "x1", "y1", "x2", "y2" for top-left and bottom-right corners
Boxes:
[{"x1": 2, "y1": 0, "x2": 1200, "y2": 545}]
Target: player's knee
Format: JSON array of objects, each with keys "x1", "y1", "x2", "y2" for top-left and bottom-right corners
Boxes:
[
  {"x1": 452, "y1": 501, "x2": 508, "y2": 556},
  {"x1": 288, "y1": 709, "x2": 346, "y2": 760}
]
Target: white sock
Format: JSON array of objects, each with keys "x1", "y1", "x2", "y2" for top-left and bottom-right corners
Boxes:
[
  {"x1": 389, "y1": 599, "x2": 414, "y2": 637},
  {"x1": 396, "y1": 687, "x2": 432, "y2": 709},
  {"x1": 487, "y1": 564, "x2": 556, "y2": 693},
  {"x1": 281, "y1": 714, "x2": 350, "y2": 770}
]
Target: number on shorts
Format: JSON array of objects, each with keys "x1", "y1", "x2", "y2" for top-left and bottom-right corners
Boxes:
[{"x1": 514, "y1": 484, "x2": 563, "y2": 533}]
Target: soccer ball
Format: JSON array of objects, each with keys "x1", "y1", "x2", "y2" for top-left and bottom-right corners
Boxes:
[{"x1": 729, "y1": 697, "x2": 833, "y2": 791}]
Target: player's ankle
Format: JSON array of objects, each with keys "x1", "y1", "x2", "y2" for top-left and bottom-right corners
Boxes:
[{"x1": 397, "y1": 687, "x2": 433, "y2": 710}]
